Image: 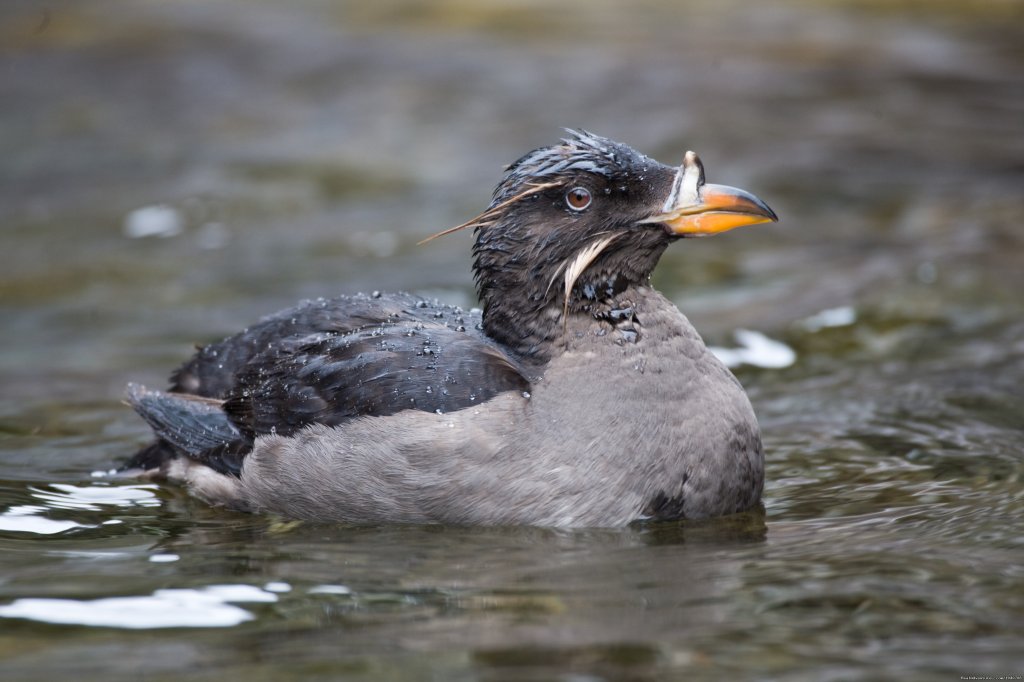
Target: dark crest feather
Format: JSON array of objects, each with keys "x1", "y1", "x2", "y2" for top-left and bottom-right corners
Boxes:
[{"x1": 419, "y1": 130, "x2": 646, "y2": 245}]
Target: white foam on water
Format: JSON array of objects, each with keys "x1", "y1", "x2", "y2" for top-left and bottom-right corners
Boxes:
[
  {"x1": 0, "y1": 584, "x2": 279, "y2": 629},
  {"x1": 123, "y1": 204, "x2": 184, "y2": 239},
  {"x1": 0, "y1": 505, "x2": 92, "y2": 535},
  {"x1": 263, "y1": 581, "x2": 292, "y2": 593},
  {"x1": 710, "y1": 329, "x2": 797, "y2": 369},
  {"x1": 801, "y1": 305, "x2": 857, "y2": 332},
  {"x1": 0, "y1": 484, "x2": 161, "y2": 537},
  {"x1": 29, "y1": 483, "x2": 162, "y2": 511},
  {"x1": 308, "y1": 584, "x2": 352, "y2": 595}
]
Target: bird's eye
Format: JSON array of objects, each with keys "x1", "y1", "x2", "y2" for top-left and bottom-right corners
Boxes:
[{"x1": 565, "y1": 187, "x2": 592, "y2": 211}]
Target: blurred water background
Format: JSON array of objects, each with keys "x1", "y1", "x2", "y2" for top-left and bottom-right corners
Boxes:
[{"x1": 1, "y1": 1, "x2": 1022, "y2": 679}]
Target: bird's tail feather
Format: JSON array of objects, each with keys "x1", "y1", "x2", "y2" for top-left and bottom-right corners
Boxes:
[{"x1": 124, "y1": 383, "x2": 248, "y2": 476}]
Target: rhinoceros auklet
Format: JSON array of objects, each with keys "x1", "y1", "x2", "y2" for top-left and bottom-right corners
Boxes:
[{"x1": 124, "y1": 130, "x2": 777, "y2": 527}]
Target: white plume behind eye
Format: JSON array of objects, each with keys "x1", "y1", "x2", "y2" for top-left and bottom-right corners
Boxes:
[{"x1": 557, "y1": 233, "x2": 621, "y2": 332}]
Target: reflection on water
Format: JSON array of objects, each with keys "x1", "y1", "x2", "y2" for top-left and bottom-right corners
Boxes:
[{"x1": 1, "y1": 0, "x2": 1022, "y2": 679}]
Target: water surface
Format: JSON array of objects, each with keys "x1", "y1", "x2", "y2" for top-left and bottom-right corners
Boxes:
[{"x1": 1, "y1": 1, "x2": 1022, "y2": 679}]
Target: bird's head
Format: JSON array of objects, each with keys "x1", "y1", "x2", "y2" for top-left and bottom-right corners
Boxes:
[{"x1": 425, "y1": 130, "x2": 777, "y2": 356}]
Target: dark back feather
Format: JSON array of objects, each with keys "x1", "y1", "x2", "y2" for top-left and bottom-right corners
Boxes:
[{"x1": 222, "y1": 312, "x2": 531, "y2": 441}]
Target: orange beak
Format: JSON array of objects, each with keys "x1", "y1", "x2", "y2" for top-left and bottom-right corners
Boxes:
[{"x1": 642, "y1": 151, "x2": 778, "y2": 237}]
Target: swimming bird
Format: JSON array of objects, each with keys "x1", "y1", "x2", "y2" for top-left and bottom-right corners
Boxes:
[{"x1": 124, "y1": 130, "x2": 777, "y2": 527}]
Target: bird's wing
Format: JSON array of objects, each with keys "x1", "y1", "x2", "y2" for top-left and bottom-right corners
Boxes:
[
  {"x1": 169, "y1": 292, "x2": 425, "y2": 398},
  {"x1": 222, "y1": 319, "x2": 531, "y2": 442},
  {"x1": 128, "y1": 293, "x2": 531, "y2": 474}
]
